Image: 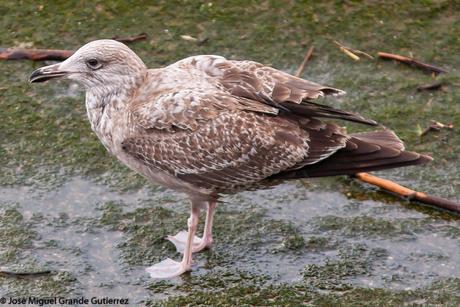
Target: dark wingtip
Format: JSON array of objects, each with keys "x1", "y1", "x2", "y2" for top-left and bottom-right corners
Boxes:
[
  {"x1": 320, "y1": 87, "x2": 346, "y2": 97},
  {"x1": 364, "y1": 118, "x2": 379, "y2": 126},
  {"x1": 341, "y1": 114, "x2": 379, "y2": 126}
]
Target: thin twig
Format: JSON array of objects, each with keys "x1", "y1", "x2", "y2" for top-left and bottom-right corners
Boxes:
[
  {"x1": 180, "y1": 35, "x2": 198, "y2": 42},
  {"x1": 417, "y1": 82, "x2": 444, "y2": 92},
  {"x1": 420, "y1": 120, "x2": 454, "y2": 136},
  {"x1": 0, "y1": 48, "x2": 74, "y2": 61},
  {"x1": 337, "y1": 45, "x2": 360, "y2": 61},
  {"x1": 333, "y1": 40, "x2": 374, "y2": 61},
  {"x1": 0, "y1": 269, "x2": 53, "y2": 279},
  {"x1": 378, "y1": 52, "x2": 446, "y2": 74},
  {"x1": 180, "y1": 35, "x2": 208, "y2": 45},
  {"x1": 112, "y1": 32, "x2": 147, "y2": 43},
  {"x1": 294, "y1": 46, "x2": 314, "y2": 77},
  {"x1": 353, "y1": 173, "x2": 460, "y2": 213}
]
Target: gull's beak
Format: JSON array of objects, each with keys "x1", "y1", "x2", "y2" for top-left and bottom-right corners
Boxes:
[{"x1": 29, "y1": 63, "x2": 69, "y2": 83}]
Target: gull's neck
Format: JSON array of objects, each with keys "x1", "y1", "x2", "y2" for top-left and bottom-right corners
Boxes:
[
  {"x1": 84, "y1": 73, "x2": 147, "y2": 153},
  {"x1": 85, "y1": 74, "x2": 142, "y2": 110}
]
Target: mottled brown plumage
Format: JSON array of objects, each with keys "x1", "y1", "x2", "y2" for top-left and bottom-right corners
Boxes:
[{"x1": 29, "y1": 40, "x2": 431, "y2": 278}]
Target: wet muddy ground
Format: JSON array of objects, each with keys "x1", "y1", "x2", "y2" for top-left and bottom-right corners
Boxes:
[{"x1": 1, "y1": 1, "x2": 459, "y2": 306}]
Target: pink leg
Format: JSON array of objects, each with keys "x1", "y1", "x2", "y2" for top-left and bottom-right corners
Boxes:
[
  {"x1": 145, "y1": 201, "x2": 201, "y2": 279},
  {"x1": 167, "y1": 201, "x2": 216, "y2": 253},
  {"x1": 193, "y1": 201, "x2": 216, "y2": 252}
]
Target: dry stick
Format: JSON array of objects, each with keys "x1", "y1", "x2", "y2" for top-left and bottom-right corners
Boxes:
[
  {"x1": 417, "y1": 81, "x2": 444, "y2": 92},
  {"x1": 0, "y1": 33, "x2": 148, "y2": 61},
  {"x1": 378, "y1": 52, "x2": 447, "y2": 74},
  {"x1": 333, "y1": 40, "x2": 374, "y2": 60},
  {"x1": 0, "y1": 48, "x2": 74, "y2": 61},
  {"x1": 294, "y1": 46, "x2": 314, "y2": 77},
  {"x1": 294, "y1": 47, "x2": 460, "y2": 213},
  {"x1": 112, "y1": 32, "x2": 147, "y2": 43},
  {"x1": 0, "y1": 269, "x2": 53, "y2": 278},
  {"x1": 420, "y1": 121, "x2": 454, "y2": 136},
  {"x1": 353, "y1": 173, "x2": 460, "y2": 213}
]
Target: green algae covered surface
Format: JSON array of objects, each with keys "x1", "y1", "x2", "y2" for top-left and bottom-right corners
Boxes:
[{"x1": 0, "y1": 1, "x2": 459, "y2": 305}]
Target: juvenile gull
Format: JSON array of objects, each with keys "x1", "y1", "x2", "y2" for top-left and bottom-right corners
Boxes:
[{"x1": 29, "y1": 40, "x2": 432, "y2": 278}]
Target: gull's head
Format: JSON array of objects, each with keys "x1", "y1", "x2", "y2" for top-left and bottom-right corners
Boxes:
[{"x1": 29, "y1": 39, "x2": 147, "y2": 89}]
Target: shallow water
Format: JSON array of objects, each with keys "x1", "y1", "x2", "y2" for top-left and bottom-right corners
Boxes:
[
  {"x1": 1, "y1": 1, "x2": 459, "y2": 305},
  {"x1": 1, "y1": 176, "x2": 459, "y2": 304}
]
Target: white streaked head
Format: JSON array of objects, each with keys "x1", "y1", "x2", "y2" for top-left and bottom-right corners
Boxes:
[{"x1": 30, "y1": 39, "x2": 147, "y2": 89}]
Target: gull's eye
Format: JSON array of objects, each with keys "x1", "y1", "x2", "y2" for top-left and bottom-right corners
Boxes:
[{"x1": 86, "y1": 58, "x2": 102, "y2": 70}]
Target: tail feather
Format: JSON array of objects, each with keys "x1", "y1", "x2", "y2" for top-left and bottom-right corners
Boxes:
[
  {"x1": 327, "y1": 137, "x2": 402, "y2": 163},
  {"x1": 272, "y1": 130, "x2": 432, "y2": 180},
  {"x1": 351, "y1": 130, "x2": 405, "y2": 151},
  {"x1": 303, "y1": 152, "x2": 431, "y2": 177}
]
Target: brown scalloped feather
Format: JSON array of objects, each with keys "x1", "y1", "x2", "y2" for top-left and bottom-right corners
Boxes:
[{"x1": 271, "y1": 130, "x2": 432, "y2": 179}]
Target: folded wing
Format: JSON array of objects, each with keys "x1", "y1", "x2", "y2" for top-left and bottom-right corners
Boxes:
[
  {"x1": 124, "y1": 89, "x2": 327, "y2": 191},
  {"x1": 187, "y1": 56, "x2": 378, "y2": 126}
]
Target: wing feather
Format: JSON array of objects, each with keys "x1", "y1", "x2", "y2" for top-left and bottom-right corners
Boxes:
[
  {"x1": 207, "y1": 58, "x2": 377, "y2": 125},
  {"x1": 130, "y1": 88, "x2": 278, "y2": 132},
  {"x1": 168, "y1": 55, "x2": 376, "y2": 125},
  {"x1": 122, "y1": 110, "x2": 312, "y2": 191}
]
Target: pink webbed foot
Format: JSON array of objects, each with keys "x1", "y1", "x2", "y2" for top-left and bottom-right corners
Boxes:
[
  {"x1": 145, "y1": 258, "x2": 191, "y2": 279},
  {"x1": 167, "y1": 230, "x2": 213, "y2": 253},
  {"x1": 166, "y1": 201, "x2": 216, "y2": 254},
  {"x1": 146, "y1": 201, "x2": 215, "y2": 279}
]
